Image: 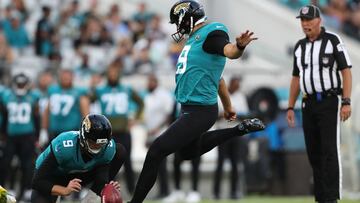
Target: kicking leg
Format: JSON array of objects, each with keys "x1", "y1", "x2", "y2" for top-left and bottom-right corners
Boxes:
[
  {"x1": 180, "y1": 118, "x2": 265, "y2": 160},
  {"x1": 129, "y1": 105, "x2": 218, "y2": 203}
]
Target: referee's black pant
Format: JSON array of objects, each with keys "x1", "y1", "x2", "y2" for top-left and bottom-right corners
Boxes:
[{"x1": 302, "y1": 95, "x2": 341, "y2": 202}]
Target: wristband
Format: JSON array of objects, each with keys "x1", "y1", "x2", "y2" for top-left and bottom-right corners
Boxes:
[
  {"x1": 341, "y1": 98, "x2": 351, "y2": 106},
  {"x1": 236, "y1": 43, "x2": 246, "y2": 50},
  {"x1": 287, "y1": 107, "x2": 294, "y2": 111}
]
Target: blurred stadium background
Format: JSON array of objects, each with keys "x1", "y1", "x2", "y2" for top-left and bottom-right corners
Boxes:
[{"x1": 0, "y1": 0, "x2": 360, "y2": 202}]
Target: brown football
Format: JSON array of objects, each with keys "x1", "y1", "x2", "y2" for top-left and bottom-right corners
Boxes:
[{"x1": 101, "y1": 184, "x2": 122, "y2": 203}]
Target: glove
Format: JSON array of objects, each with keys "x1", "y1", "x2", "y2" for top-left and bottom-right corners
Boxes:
[
  {"x1": 6, "y1": 194, "x2": 16, "y2": 203},
  {"x1": 39, "y1": 129, "x2": 49, "y2": 148},
  {"x1": 0, "y1": 185, "x2": 7, "y2": 203},
  {"x1": 0, "y1": 185, "x2": 16, "y2": 203}
]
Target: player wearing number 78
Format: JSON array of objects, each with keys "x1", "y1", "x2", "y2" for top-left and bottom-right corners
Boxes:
[
  {"x1": 31, "y1": 114, "x2": 125, "y2": 203},
  {"x1": 90, "y1": 64, "x2": 144, "y2": 194}
]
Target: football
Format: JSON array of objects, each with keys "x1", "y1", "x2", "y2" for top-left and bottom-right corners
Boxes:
[{"x1": 101, "y1": 184, "x2": 122, "y2": 203}]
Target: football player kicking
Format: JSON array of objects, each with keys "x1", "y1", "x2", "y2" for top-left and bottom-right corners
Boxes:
[
  {"x1": 129, "y1": 1, "x2": 265, "y2": 203},
  {"x1": 31, "y1": 114, "x2": 125, "y2": 203}
]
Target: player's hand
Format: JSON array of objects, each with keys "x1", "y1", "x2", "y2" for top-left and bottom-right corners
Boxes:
[
  {"x1": 236, "y1": 30, "x2": 258, "y2": 49},
  {"x1": 108, "y1": 181, "x2": 121, "y2": 192},
  {"x1": 64, "y1": 178, "x2": 82, "y2": 196},
  {"x1": 286, "y1": 110, "x2": 296, "y2": 127},
  {"x1": 38, "y1": 129, "x2": 49, "y2": 148},
  {"x1": 341, "y1": 105, "x2": 351, "y2": 121},
  {"x1": 224, "y1": 107, "x2": 237, "y2": 121}
]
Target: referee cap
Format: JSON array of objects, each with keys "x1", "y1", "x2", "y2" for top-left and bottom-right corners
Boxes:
[{"x1": 296, "y1": 5, "x2": 321, "y2": 19}]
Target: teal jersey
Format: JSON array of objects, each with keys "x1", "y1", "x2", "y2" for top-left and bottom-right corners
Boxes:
[
  {"x1": 95, "y1": 85, "x2": 133, "y2": 118},
  {"x1": 35, "y1": 131, "x2": 116, "y2": 175},
  {"x1": 48, "y1": 85, "x2": 87, "y2": 133},
  {"x1": 2, "y1": 89, "x2": 39, "y2": 136},
  {"x1": 175, "y1": 22, "x2": 228, "y2": 105}
]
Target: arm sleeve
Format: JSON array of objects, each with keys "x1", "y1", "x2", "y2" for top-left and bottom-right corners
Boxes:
[
  {"x1": 332, "y1": 35, "x2": 352, "y2": 70},
  {"x1": 31, "y1": 147, "x2": 59, "y2": 195},
  {"x1": 202, "y1": 30, "x2": 230, "y2": 56}
]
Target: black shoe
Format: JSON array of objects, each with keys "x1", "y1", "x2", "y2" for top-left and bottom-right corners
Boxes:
[{"x1": 237, "y1": 118, "x2": 265, "y2": 134}]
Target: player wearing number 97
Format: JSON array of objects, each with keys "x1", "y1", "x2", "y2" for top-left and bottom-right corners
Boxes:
[
  {"x1": 129, "y1": 1, "x2": 265, "y2": 203},
  {"x1": 40, "y1": 69, "x2": 90, "y2": 148},
  {"x1": 0, "y1": 73, "x2": 40, "y2": 201},
  {"x1": 31, "y1": 114, "x2": 126, "y2": 203}
]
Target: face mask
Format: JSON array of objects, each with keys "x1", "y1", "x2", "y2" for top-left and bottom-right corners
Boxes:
[{"x1": 85, "y1": 139, "x2": 108, "y2": 155}]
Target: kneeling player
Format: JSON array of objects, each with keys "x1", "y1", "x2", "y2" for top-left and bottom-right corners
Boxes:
[{"x1": 31, "y1": 114, "x2": 125, "y2": 203}]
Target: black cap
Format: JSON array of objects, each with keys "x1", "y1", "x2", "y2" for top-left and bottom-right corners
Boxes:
[{"x1": 296, "y1": 5, "x2": 321, "y2": 19}]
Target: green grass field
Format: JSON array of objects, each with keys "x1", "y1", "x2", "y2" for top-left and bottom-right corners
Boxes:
[
  {"x1": 198, "y1": 197, "x2": 357, "y2": 203},
  {"x1": 146, "y1": 197, "x2": 358, "y2": 203},
  {"x1": 63, "y1": 197, "x2": 359, "y2": 203}
]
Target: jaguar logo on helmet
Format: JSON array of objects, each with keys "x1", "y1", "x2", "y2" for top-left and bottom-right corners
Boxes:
[
  {"x1": 83, "y1": 116, "x2": 91, "y2": 133},
  {"x1": 173, "y1": 2, "x2": 190, "y2": 15}
]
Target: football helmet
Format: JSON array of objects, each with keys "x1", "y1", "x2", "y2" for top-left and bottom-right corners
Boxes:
[
  {"x1": 169, "y1": 0, "x2": 206, "y2": 42},
  {"x1": 79, "y1": 114, "x2": 112, "y2": 155},
  {"x1": 12, "y1": 73, "x2": 30, "y2": 96}
]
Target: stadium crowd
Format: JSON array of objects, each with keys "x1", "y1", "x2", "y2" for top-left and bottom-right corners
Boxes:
[{"x1": 281, "y1": 0, "x2": 360, "y2": 41}]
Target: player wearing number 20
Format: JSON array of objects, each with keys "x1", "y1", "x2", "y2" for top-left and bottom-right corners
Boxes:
[
  {"x1": 31, "y1": 114, "x2": 125, "y2": 203},
  {"x1": 0, "y1": 73, "x2": 40, "y2": 201}
]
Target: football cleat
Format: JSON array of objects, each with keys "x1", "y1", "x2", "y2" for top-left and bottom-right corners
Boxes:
[{"x1": 237, "y1": 118, "x2": 265, "y2": 134}]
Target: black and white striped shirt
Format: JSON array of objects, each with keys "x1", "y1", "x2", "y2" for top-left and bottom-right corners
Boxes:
[{"x1": 293, "y1": 27, "x2": 352, "y2": 95}]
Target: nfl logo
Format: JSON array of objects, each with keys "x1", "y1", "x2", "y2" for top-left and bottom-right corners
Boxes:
[
  {"x1": 195, "y1": 35, "x2": 200, "y2": 41},
  {"x1": 301, "y1": 7, "x2": 309, "y2": 14},
  {"x1": 322, "y1": 57, "x2": 329, "y2": 64}
]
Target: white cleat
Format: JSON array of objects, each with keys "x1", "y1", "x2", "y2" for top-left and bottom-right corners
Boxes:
[
  {"x1": 185, "y1": 191, "x2": 201, "y2": 203},
  {"x1": 162, "y1": 190, "x2": 185, "y2": 203}
]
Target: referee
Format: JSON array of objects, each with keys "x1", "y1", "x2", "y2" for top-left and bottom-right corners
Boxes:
[{"x1": 286, "y1": 5, "x2": 352, "y2": 203}]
